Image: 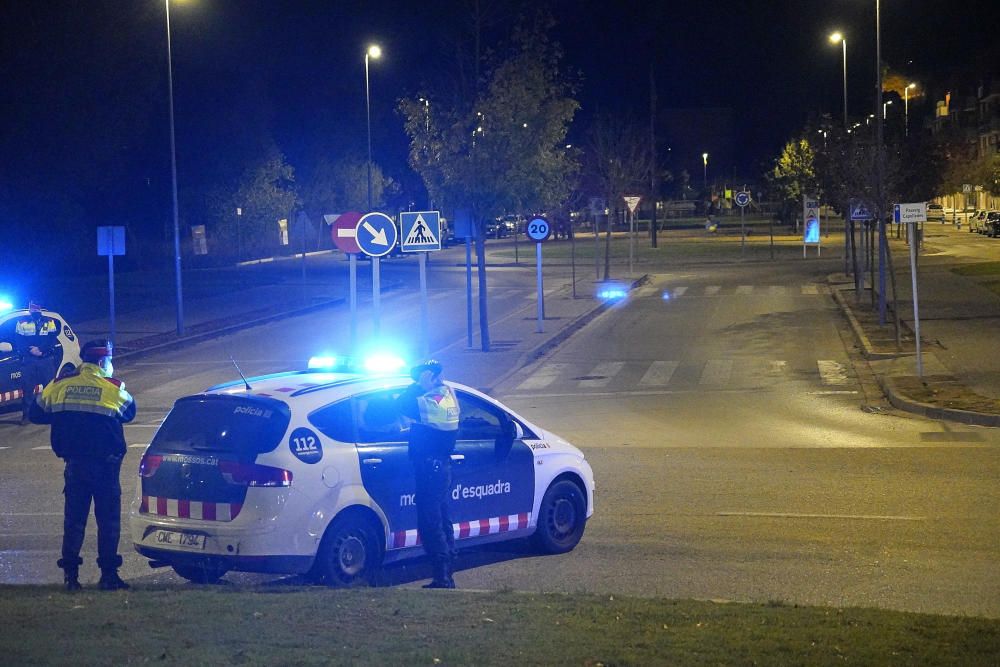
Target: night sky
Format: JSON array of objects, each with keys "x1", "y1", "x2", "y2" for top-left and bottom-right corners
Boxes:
[{"x1": 1, "y1": 0, "x2": 997, "y2": 285}]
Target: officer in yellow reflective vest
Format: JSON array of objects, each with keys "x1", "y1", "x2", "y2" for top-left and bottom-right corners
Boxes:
[
  {"x1": 14, "y1": 302, "x2": 59, "y2": 424},
  {"x1": 397, "y1": 360, "x2": 460, "y2": 589},
  {"x1": 30, "y1": 340, "x2": 136, "y2": 591}
]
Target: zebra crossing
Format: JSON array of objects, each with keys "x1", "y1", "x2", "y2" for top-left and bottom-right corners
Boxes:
[
  {"x1": 636, "y1": 284, "x2": 828, "y2": 299},
  {"x1": 513, "y1": 357, "x2": 853, "y2": 393}
]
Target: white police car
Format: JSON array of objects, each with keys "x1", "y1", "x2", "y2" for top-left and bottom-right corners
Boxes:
[
  {"x1": 129, "y1": 361, "x2": 595, "y2": 585},
  {"x1": 0, "y1": 304, "x2": 82, "y2": 412}
]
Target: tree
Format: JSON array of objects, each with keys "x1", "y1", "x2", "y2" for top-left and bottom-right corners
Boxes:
[
  {"x1": 399, "y1": 15, "x2": 579, "y2": 351},
  {"x1": 769, "y1": 138, "x2": 819, "y2": 224},
  {"x1": 300, "y1": 155, "x2": 395, "y2": 215},
  {"x1": 585, "y1": 114, "x2": 653, "y2": 279}
]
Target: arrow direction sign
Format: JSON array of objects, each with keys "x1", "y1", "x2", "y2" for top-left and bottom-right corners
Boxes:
[{"x1": 356, "y1": 212, "x2": 398, "y2": 257}]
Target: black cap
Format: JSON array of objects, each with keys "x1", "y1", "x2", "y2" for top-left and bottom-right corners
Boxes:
[
  {"x1": 81, "y1": 340, "x2": 113, "y2": 363},
  {"x1": 410, "y1": 359, "x2": 442, "y2": 381}
]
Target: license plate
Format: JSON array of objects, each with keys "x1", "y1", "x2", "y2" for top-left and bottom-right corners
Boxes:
[{"x1": 151, "y1": 529, "x2": 205, "y2": 551}]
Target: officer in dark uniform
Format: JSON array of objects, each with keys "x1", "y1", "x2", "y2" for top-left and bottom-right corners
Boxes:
[
  {"x1": 30, "y1": 340, "x2": 136, "y2": 591},
  {"x1": 396, "y1": 360, "x2": 461, "y2": 589},
  {"x1": 14, "y1": 302, "x2": 59, "y2": 425}
]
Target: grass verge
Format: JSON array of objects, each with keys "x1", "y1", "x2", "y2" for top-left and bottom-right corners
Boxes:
[
  {"x1": 952, "y1": 261, "x2": 1000, "y2": 277},
  {"x1": 3, "y1": 587, "x2": 998, "y2": 665}
]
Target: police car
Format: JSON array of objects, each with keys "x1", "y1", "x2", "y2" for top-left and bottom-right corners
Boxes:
[
  {"x1": 129, "y1": 358, "x2": 595, "y2": 585},
  {"x1": 0, "y1": 304, "x2": 82, "y2": 412}
]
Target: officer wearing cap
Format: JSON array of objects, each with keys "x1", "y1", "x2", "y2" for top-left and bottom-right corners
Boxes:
[
  {"x1": 396, "y1": 360, "x2": 460, "y2": 589},
  {"x1": 14, "y1": 302, "x2": 59, "y2": 425},
  {"x1": 30, "y1": 339, "x2": 136, "y2": 591}
]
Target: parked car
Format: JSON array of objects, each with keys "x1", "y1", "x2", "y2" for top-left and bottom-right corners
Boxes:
[
  {"x1": 969, "y1": 211, "x2": 988, "y2": 233},
  {"x1": 985, "y1": 211, "x2": 1000, "y2": 238},
  {"x1": 926, "y1": 203, "x2": 945, "y2": 222}
]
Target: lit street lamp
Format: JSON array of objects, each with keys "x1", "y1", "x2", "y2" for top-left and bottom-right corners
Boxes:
[
  {"x1": 828, "y1": 31, "x2": 848, "y2": 130},
  {"x1": 904, "y1": 82, "x2": 916, "y2": 136},
  {"x1": 702, "y1": 152, "x2": 709, "y2": 189},
  {"x1": 165, "y1": 0, "x2": 184, "y2": 336},
  {"x1": 883, "y1": 98, "x2": 892, "y2": 120},
  {"x1": 364, "y1": 43, "x2": 382, "y2": 211}
]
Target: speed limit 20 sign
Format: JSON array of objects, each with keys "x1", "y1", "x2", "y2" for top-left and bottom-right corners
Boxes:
[{"x1": 526, "y1": 216, "x2": 552, "y2": 242}]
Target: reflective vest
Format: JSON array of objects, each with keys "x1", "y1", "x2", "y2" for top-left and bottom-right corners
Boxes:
[
  {"x1": 416, "y1": 384, "x2": 459, "y2": 432},
  {"x1": 36, "y1": 363, "x2": 134, "y2": 421}
]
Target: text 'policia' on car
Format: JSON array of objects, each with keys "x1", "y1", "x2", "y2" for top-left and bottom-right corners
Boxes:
[{"x1": 129, "y1": 355, "x2": 595, "y2": 585}]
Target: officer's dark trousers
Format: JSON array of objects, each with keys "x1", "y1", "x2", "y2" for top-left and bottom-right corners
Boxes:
[
  {"x1": 20, "y1": 355, "x2": 54, "y2": 418},
  {"x1": 62, "y1": 459, "x2": 123, "y2": 571},
  {"x1": 414, "y1": 458, "x2": 454, "y2": 566}
]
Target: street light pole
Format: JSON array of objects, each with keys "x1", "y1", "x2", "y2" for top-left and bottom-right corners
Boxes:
[
  {"x1": 829, "y1": 32, "x2": 848, "y2": 130},
  {"x1": 702, "y1": 152, "x2": 708, "y2": 189},
  {"x1": 364, "y1": 44, "x2": 381, "y2": 211},
  {"x1": 165, "y1": 0, "x2": 184, "y2": 336},
  {"x1": 905, "y1": 82, "x2": 915, "y2": 137}
]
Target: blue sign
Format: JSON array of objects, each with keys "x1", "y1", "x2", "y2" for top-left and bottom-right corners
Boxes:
[
  {"x1": 400, "y1": 211, "x2": 441, "y2": 252},
  {"x1": 453, "y1": 208, "x2": 475, "y2": 238},
  {"x1": 734, "y1": 191, "x2": 751, "y2": 208},
  {"x1": 97, "y1": 226, "x2": 126, "y2": 256},
  {"x1": 289, "y1": 427, "x2": 323, "y2": 464},
  {"x1": 356, "y1": 212, "x2": 398, "y2": 257},
  {"x1": 850, "y1": 200, "x2": 874, "y2": 221},
  {"x1": 804, "y1": 217, "x2": 820, "y2": 243},
  {"x1": 526, "y1": 216, "x2": 551, "y2": 242}
]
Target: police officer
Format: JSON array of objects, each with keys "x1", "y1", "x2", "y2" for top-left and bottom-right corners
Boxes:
[
  {"x1": 14, "y1": 302, "x2": 59, "y2": 425},
  {"x1": 30, "y1": 340, "x2": 136, "y2": 591},
  {"x1": 397, "y1": 360, "x2": 460, "y2": 589}
]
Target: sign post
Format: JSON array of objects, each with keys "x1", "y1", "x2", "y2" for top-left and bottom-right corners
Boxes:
[
  {"x1": 97, "y1": 226, "x2": 126, "y2": 346},
  {"x1": 735, "y1": 191, "x2": 751, "y2": 259},
  {"x1": 332, "y1": 212, "x2": 363, "y2": 350},
  {"x1": 589, "y1": 198, "x2": 605, "y2": 280},
  {"x1": 895, "y1": 203, "x2": 926, "y2": 377},
  {"x1": 401, "y1": 211, "x2": 442, "y2": 358},
  {"x1": 356, "y1": 212, "x2": 398, "y2": 336},
  {"x1": 526, "y1": 216, "x2": 552, "y2": 332},
  {"x1": 624, "y1": 196, "x2": 641, "y2": 277}
]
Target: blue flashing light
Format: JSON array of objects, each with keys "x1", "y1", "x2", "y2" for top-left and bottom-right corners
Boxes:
[
  {"x1": 308, "y1": 355, "x2": 339, "y2": 370},
  {"x1": 661, "y1": 291, "x2": 672, "y2": 301},
  {"x1": 363, "y1": 352, "x2": 406, "y2": 375},
  {"x1": 0, "y1": 299, "x2": 14, "y2": 314},
  {"x1": 597, "y1": 287, "x2": 627, "y2": 300}
]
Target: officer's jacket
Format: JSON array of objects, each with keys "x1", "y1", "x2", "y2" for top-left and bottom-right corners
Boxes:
[
  {"x1": 30, "y1": 363, "x2": 136, "y2": 461},
  {"x1": 14, "y1": 314, "x2": 59, "y2": 357},
  {"x1": 396, "y1": 382, "x2": 460, "y2": 460}
]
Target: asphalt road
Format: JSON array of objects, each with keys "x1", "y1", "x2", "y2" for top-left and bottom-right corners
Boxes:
[{"x1": 2, "y1": 247, "x2": 998, "y2": 618}]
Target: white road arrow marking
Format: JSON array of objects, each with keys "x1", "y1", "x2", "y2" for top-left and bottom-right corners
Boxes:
[{"x1": 363, "y1": 221, "x2": 388, "y2": 245}]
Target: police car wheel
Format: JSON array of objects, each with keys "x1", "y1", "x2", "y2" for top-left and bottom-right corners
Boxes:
[
  {"x1": 172, "y1": 562, "x2": 229, "y2": 584},
  {"x1": 315, "y1": 515, "x2": 381, "y2": 587},
  {"x1": 534, "y1": 480, "x2": 586, "y2": 554}
]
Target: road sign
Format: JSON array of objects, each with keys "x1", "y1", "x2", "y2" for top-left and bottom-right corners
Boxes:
[
  {"x1": 850, "y1": 200, "x2": 874, "y2": 221},
  {"x1": 734, "y1": 191, "x2": 751, "y2": 208},
  {"x1": 331, "y1": 211, "x2": 363, "y2": 253},
  {"x1": 526, "y1": 216, "x2": 552, "y2": 242},
  {"x1": 893, "y1": 202, "x2": 926, "y2": 224},
  {"x1": 97, "y1": 226, "x2": 125, "y2": 256},
  {"x1": 401, "y1": 211, "x2": 441, "y2": 252},
  {"x1": 623, "y1": 196, "x2": 641, "y2": 213},
  {"x1": 962, "y1": 183, "x2": 972, "y2": 193},
  {"x1": 356, "y1": 212, "x2": 398, "y2": 257}
]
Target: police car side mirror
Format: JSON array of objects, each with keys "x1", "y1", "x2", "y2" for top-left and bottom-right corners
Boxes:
[{"x1": 0, "y1": 342, "x2": 12, "y2": 353}]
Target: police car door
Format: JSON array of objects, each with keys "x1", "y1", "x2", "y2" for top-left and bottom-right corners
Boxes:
[
  {"x1": 0, "y1": 320, "x2": 20, "y2": 407},
  {"x1": 450, "y1": 390, "x2": 534, "y2": 543}
]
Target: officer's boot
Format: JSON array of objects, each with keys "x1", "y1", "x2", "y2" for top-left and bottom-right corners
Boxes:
[
  {"x1": 423, "y1": 558, "x2": 455, "y2": 589},
  {"x1": 57, "y1": 557, "x2": 82, "y2": 591},
  {"x1": 97, "y1": 555, "x2": 129, "y2": 591}
]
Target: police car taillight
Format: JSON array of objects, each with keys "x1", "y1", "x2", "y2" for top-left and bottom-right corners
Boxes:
[
  {"x1": 218, "y1": 461, "x2": 293, "y2": 487},
  {"x1": 139, "y1": 453, "x2": 163, "y2": 478}
]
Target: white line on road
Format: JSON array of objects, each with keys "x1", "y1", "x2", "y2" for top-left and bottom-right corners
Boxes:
[
  {"x1": 638, "y1": 361, "x2": 680, "y2": 386},
  {"x1": 31, "y1": 446, "x2": 48, "y2": 450},
  {"x1": 705, "y1": 285, "x2": 721, "y2": 296},
  {"x1": 516, "y1": 363, "x2": 569, "y2": 390},
  {"x1": 717, "y1": 512, "x2": 925, "y2": 521},
  {"x1": 801, "y1": 284, "x2": 820, "y2": 295},
  {"x1": 735, "y1": 285, "x2": 753, "y2": 295},
  {"x1": 579, "y1": 362, "x2": 625, "y2": 388},
  {"x1": 699, "y1": 359, "x2": 733, "y2": 385},
  {"x1": 817, "y1": 360, "x2": 849, "y2": 385},
  {"x1": 671, "y1": 286, "x2": 688, "y2": 298},
  {"x1": 129, "y1": 443, "x2": 149, "y2": 448}
]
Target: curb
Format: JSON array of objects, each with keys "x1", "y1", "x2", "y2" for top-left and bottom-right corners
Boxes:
[
  {"x1": 830, "y1": 288, "x2": 908, "y2": 361},
  {"x1": 877, "y1": 375, "x2": 1000, "y2": 428}
]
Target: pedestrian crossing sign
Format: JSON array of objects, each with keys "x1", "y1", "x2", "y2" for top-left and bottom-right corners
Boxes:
[{"x1": 400, "y1": 211, "x2": 441, "y2": 252}]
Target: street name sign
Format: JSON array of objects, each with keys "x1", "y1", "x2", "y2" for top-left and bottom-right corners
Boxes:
[
  {"x1": 894, "y1": 202, "x2": 926, "y2": 224},
  {"x1": 356, "y1": 212, "x2": 398, "y2": 257},
  {"x1": 400, "y1": 211, "x2": 441, "y2": 252}
]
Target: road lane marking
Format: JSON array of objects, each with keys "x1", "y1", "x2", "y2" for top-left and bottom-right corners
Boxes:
[
  {"x1": 579, "y1": 362, "x2": 625, "y2": 388},
  {"x1": 767, "y1": 360, "x2": 788, "y2": 375},
  {"x1": 817, "y1": 360, "x2": 849, "y2": 385},
  {"x1": 801, "y1": 284, "x2": 820, "y2": 295},
  {"x1": 516, "y1": 363, "x2": 569, "y2": 390},
  {"x1": 31, "y1": 446, "x2": 49, "y2": 451},
  {"x1": 717, "y1": 512, "x2": 925, "y2": 521},
  {"x1": 129, "y1": 443, "x2": 149, "y2": 448},
  {"x1": 699, "y1": 359, "x2": 733, "y2": 385},
  {"x1": 735, "y1": 285, "x2": 753, "y2": 295},
  {"x1": 670, "y1": 286, "x2": 688, "y2": 298},
  {"x1": 768, "y1": 285, "x2": 785, "y2": 295},
  {"x1": 705, "y1": 285, "x2": 721, "y2": 296},
  {"x1": 638, "y1": 361, "x2": 680, "y2": 386}
]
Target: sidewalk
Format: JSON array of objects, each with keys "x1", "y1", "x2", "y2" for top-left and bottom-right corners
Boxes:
[{"x1": 830, "y1": 226, "x2": 1000, "y2": 427}]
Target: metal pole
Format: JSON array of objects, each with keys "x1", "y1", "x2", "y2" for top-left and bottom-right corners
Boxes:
[
  {"x1": 108, "y1": 254, "x2": 116, "y2": 347},
  {"x1": 842, "y1": 39, "x2": 848, "y2": 130},
  {"x1": 875, "y1": 0, "x2": 887, "y2": 323},
  {"x1": 365, "y1": 53, "x2": 373, "y2": 211},
  {"x1": 349, "y1": 253, "x2": 357, "y2": 351},
  {"x1": 536, "y1": 242, "x2": 544, "y2": 333},
  {"x1": 165, "y1": 0, "x2": 184, "y2": 336},
  {"x1": 465, "y1": 236, "x2": 473, "y2": 348},
  {"x1": 908, "y1": 222, "x2": 923, "y2": 377},
  {"x1": 628, "y1": 208, "x2": 634, "y2": 278},
  {"x1": 740, "y1": 204, "x2": 745, "y2": 258},
  {"x1": 372, "y1": 256, "x2": 381, "y2": 335},
  {"x1": 419, "y1": 252, "x2": 429, "y2": 358}
]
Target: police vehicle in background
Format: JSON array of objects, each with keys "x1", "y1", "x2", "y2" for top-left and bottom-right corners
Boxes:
[
  {"x1": 129, "y1": 358, "x2": 595, "y2": 585},
  {"x1": 0, "y1": 302, "x2": 82, "y2": 412}
]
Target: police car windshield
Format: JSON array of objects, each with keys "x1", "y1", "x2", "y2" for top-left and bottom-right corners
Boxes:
[{"x1": 151, "y1": 395, "x2": 291, "y2": 456}]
